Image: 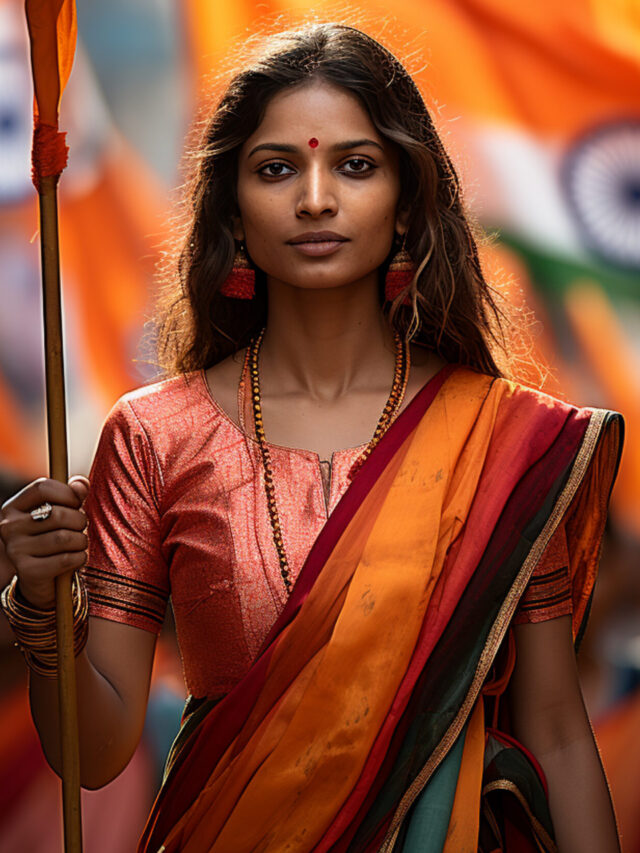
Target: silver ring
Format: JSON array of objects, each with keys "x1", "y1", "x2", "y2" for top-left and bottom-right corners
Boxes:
[{"x1": 30, "y1": 502, "x2": 53, "y2": 522}]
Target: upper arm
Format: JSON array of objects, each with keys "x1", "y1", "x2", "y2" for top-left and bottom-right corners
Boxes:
[
  {"x1": 82, "y1": 398, "x2": 169, "y2": 634},
  {"x1": 80, "y1": 399, "x2": 169, "y2": 750},
  {"x1": 86, "y1": 615, "x2": 158, "y2": 742},
  {"x1": 509, "y1": 616, "x2": 592, "y2": 754}
]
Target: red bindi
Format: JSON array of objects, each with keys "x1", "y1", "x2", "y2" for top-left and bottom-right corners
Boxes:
[{"x1": 308, "y1": 137, "x2": 319, "y2": 148}]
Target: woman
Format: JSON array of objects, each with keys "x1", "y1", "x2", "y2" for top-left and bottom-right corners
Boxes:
[{"x1": 0, "y1": 23, "x2": 623, "y2": 852}]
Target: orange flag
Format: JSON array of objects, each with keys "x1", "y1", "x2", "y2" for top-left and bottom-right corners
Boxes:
[{"x1": 25, "y1": 0, "x2": 77, "y2": 190}]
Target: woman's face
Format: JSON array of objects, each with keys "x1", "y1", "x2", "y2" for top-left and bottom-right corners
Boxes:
[{"x1": 234, "y1": 78, "x2": 405, "y2": 294}]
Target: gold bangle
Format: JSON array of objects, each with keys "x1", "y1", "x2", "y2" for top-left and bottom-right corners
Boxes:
[{"x1": 0, "y1": 573, "x2": 89, "y2": 678}]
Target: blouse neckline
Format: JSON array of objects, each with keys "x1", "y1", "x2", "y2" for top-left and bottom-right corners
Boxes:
[
  {"x1": 197, "y1": 361, "x2": 454, "y2": 464},
  {"x1": 197, "y1": 368, "x2": 368, "y2": 463}
]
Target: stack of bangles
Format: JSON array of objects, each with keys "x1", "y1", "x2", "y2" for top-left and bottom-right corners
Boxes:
[{"x1": 0, "y1": 572, "x2": 89, "y2": 677}]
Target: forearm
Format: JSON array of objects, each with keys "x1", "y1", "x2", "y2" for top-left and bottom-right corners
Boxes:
[
  {"x1": 0, "y1": 478, "x2": 156, "y2": 789},
  {"x1": 510, "y1": 618, "x2": 621, "y2": 853},
  {"x1": 528, "y1": 726, "x2": 620, "y2": 853},
  {"x1": 29, "y1": 646, "x2": 141, "y2": 789}
]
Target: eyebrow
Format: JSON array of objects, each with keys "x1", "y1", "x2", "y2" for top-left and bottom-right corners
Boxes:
[{"x1": 247, "y1": 138, "x2": 384, "y2": 157}]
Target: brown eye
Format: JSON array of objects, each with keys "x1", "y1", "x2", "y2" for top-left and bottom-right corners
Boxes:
[
  {"x1": 340, "y1": 158, "x2": 376, "y2": 176},
  {"x1": 258, "y1": 162, "x2": 294, "y2": 178}
]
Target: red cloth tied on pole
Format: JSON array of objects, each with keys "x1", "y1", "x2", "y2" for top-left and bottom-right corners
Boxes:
[{"x1": 25, "y1": 0, "x2": 77, "y2": 192}]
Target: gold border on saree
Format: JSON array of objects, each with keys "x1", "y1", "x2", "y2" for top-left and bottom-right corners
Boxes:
[{"x1": 482, "y1": 779, "x2": 558, "y2": 853}]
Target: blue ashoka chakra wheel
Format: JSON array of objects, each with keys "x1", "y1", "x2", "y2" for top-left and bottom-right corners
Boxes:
[{"x1": 562, "y1": 120, "x2": 640, "y2": 269}]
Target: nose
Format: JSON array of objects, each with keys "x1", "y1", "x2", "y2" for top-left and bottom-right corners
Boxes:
[{"x1": 295, "y1": 163, "x2": 338, "y2": 219}]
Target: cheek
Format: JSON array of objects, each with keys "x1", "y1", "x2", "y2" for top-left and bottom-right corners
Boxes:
[
  {"x1": 246, "y1": 219, "x2": 282, "y2": 265},
  {"x1": 241, "y1": 206, "x2": 287, "y2": 270},
  {"x1": 356, "y1": 191, "x2": 398, "y2": 247},
  {"x1": 357, "y1": 174, "x2": 400, "y2": 223},
  {"x1": 238, "y1": 187, "x2": 281, "y2": 242}
]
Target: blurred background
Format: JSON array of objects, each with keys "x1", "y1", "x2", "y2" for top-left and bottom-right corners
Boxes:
[{"x1": 1, "y1": 0, "x2": 639, "y2": 849}]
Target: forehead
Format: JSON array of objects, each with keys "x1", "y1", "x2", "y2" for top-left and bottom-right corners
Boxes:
[{"x1": 242, "y1": 80, "x2": 382, "y2": 150}]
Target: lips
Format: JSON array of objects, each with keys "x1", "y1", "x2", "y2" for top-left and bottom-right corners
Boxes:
[{"x1": 286, "y1": 231, "x2": 349, "y2": 244}]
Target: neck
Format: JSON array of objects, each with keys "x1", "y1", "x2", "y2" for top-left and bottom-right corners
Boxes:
[{"x1": 261, "y1": 275, "x2": 395, "y2": 400}]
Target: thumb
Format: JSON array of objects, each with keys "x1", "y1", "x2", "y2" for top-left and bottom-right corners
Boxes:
[{"x1": 68, "y1": 475, "x2": 90, "y2": 506}]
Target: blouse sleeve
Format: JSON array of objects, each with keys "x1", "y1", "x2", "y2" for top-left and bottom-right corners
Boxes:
[
  {"x1": 513, "y1": 521, "x2": 572, "y2": 625},
  {"x1": 81, "y1": 398, "x2": 169, "y2": 634}
]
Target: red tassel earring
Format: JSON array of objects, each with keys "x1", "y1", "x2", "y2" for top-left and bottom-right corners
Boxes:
[
  {"x1": 220, "y1": 242, "x2": 255, "y2": 299},
  {"x1": 384, "y1": 233, "x2": 415, "y2": 306}
]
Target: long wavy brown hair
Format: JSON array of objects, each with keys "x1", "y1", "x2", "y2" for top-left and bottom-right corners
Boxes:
[{"x1": 154, "y1": 22, "x2": 511, "y2": 376}]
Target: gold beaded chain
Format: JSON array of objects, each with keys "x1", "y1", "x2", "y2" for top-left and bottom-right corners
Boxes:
[
  {"x1": 346, "y1": 331, "x2": 411, "y2": 481},
  {"x1": 237, "y1": 347, "x2": 251, "y2": 434},
  {"x1": 247, "y1": 328, "x2": 411, "y2": 595}
]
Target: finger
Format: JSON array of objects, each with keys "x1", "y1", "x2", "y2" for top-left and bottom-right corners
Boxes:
[
  {"x1": 68, "y1": 476, "x2": 90, "y2": 506},
  {"x1": 26, "y1": 529, "x2": 88, "y2": 558},
  {"x1": 3, "y1": 527, "x2": 87, "y2": 571},
  {"x1": 30, "y1": 506, "x2": 87, "y2": 532},
  {"x1": 1, "y1": 506, "x2": 87, "y2": 542},
  {"x1": 5, "y1": 478, "x2": 85, "y2": 514},
  {"x1": 16, "y1": 551, "x2": 88, "y2": 591},
  {"x1": 0, "y1": 536, "x2": 16, "y2": 590}
]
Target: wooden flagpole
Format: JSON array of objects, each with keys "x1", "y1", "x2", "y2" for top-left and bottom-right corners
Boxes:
[
  {"x1": 24, "y1": 0, "x2": 83, "y2": 848},
  {"x1": 38, "y1": 173, "x2": 83, "y2": 852}
]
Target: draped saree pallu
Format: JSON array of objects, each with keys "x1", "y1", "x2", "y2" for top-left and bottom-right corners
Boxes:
[{"x1": 138, "y1": 367, "x2": 623, "y2": 853}]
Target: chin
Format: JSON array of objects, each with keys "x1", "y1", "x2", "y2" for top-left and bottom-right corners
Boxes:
[{"x1": 269, "y1": 268, "x2": 378, "y2": 294}]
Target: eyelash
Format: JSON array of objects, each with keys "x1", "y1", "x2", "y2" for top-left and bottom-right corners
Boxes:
[{"x1": 257, "y1": 158, "x2": 377, "y2": 179}]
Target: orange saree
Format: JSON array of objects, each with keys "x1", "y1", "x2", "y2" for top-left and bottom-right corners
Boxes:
[{"x1": 139, "y1": 367, "x2": 622, "y2": 853}]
